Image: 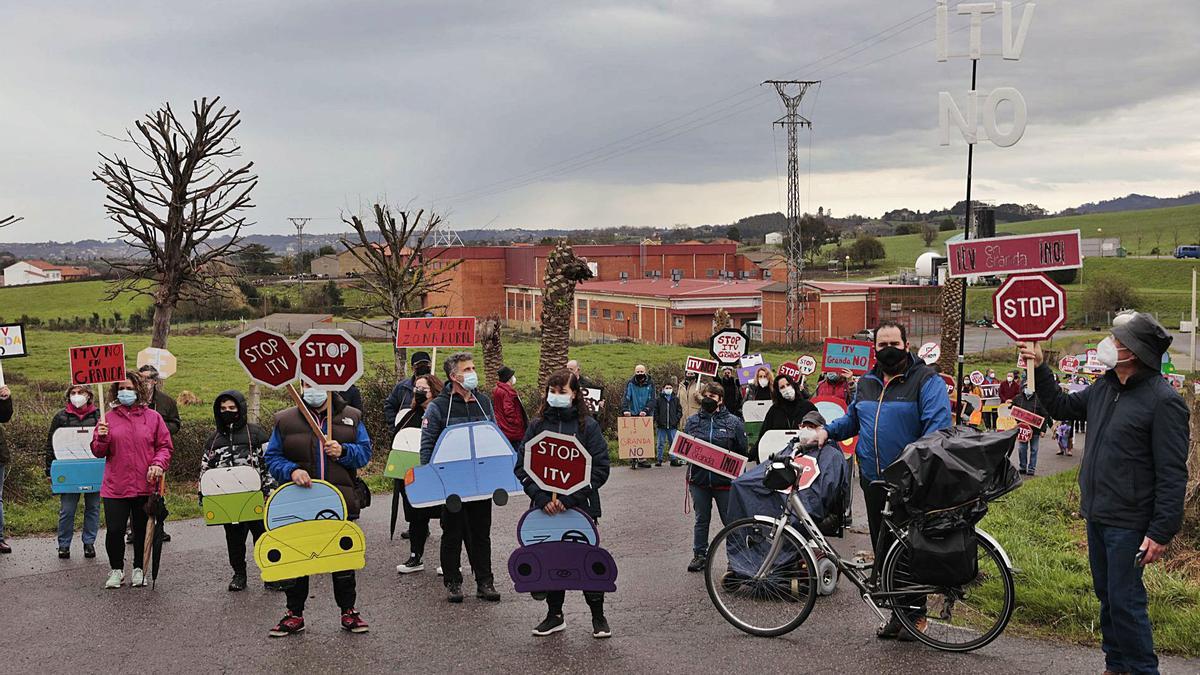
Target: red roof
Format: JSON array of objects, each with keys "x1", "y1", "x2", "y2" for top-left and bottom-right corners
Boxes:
[
  {"x1": 21, "y1": 260, "x2": 91, "y2": 276},
  {"x1": 577, "y1": 278, "x2": 772, "y2": 300}
]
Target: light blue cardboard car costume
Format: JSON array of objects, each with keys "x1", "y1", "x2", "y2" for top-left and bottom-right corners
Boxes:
[
  {"x1": 405, "y1": 420, "x2": 522, "y2": 512},
  {"x1": 50, "y1": 426, "x2": 104, "y2": 494}
]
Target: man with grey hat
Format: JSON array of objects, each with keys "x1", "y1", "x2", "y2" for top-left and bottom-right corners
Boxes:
[{"x1": 1019, "y1": 311, "x2": 1188, "y2": 675}]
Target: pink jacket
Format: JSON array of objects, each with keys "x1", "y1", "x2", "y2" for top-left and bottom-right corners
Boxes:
[{"x1": 91, "y1": 404, "x2": 174, "y2": 498}]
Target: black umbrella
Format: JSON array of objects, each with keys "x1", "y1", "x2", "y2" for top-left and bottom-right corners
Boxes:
[
  {"x1": 390, "y1": 479, "x2": 403, "y2": 540},
  {"x1": 141, "y1": 476, "x2": 170, "y2": 589}
]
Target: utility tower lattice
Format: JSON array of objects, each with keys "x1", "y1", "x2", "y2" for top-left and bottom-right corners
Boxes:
[
  {"x1": 288, "y1": 217, "x2": 312, "y2": 255},
  {"x1": 431, "y1": 221, "x2": 465, "y2": 247},
  {"x1": 764, "y1": 80, "x2": 819, "y2": 343}
]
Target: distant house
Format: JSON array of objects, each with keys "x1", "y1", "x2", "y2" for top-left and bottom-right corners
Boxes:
[
  {"x1": 2, "y1": 260, "x2": 96, "y2": 286},
  {"x1": 310, "y1": 244, "x2": 412, "y2": 277},
  {"x1": 764, "y1": 232, "x2": 784, "y2": 246}
]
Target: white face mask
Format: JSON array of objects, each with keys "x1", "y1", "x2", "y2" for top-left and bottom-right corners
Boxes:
[
  {"x1": 69, "y1": 394, "x2": 89, "y2": 408},
  {"x1": 779, "y1": 387, "x2": 796, "y2": 401},
  {"x1": 757, "y1": 378, "x2": 769, "y2": 387},
  {"x1": 662, "y1": 388, "x2": 673, "y2": 396},
  {"x1": 1006, "y1": 376, "x2": 1014, "y2": 383},
  {"x1": 1096, "y1": 336, "x2": 1134, "y2": 369},
  {"x1": 510, "y1": 376, "x2": 516, "y2": 387},
  {"x1": 546, "y1": 392, "x2": 572, "y2": 408}
]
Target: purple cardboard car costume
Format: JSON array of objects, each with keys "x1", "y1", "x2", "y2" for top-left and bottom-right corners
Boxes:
[{"x1": 507, "y1": 507, "x2": 618, "y2": 593}]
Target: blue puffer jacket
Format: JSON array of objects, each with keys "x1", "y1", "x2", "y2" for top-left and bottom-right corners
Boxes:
[
  {"x1": 825, "y1": 353, "x2": 953, "y2": 481},
  {"x1": 622, "y1": 376, "x2": 654, "y2": 415},
  {"x1": 682, "y1": 407, "x2": 748, "y2": 489}
]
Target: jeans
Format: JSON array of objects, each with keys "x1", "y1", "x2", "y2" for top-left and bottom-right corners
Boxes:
[
  {"x1": 0, "y1": 464, "x2": 6, "y2": 541},
  {"x1": 103, "y1": 496, "x2": 148, "y2": 570},
  {"x1": 1017, "y1": 434, "x2": 1040, "y2": 474},
  {"x1": 861, "y1": 478, "x2": 926, "y2": 619},
  {"x1": 440, "y1": 500, "x2": 493, "y2": 587},
  {"x1": 1086, "y1": 521, "x2": 1158, "y2": 675},
  {"x1": 689, "y1": 485, "x2": 731, "y2": 557},
  {"x1": 57, "y1": 492, "x2": 102, "y2": 549},
  {"x1": 224, "y1": 520, "x2": 265, "y2": 576},
  {"x1": 284, "y1": 570, "x2": 357, "y2": 616},
  {"x1": 655, "y1": 428, "x2": 676, "y2": 463}
]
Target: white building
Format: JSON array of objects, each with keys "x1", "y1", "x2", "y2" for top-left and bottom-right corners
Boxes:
[
  {"x1": 3, "y1": 260, "x2": 93, "y2": 286},
  {"x1": 764, "y1": 232, "x2": 784, "y2": 246}
]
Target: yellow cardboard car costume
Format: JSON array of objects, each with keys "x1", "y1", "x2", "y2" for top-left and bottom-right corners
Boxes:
[{"x1": 253, "y1": 479, "x2": 366, "y2": 582}]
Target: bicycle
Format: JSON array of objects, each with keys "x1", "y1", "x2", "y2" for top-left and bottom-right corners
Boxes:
[{"x1": 704, "y1": 453, "x2": 1017, "y2": 652}]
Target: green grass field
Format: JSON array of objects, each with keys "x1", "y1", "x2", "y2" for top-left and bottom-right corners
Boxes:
[{"x1": 0, "y1": 280, "x2": 151, "y2": 323}]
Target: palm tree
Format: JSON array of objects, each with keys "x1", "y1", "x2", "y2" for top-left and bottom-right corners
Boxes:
[{"x1": 537, "y1": 241, "x2": 593, "y2": 389}]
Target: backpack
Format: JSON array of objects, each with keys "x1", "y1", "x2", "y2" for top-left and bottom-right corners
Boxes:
[{"x1": 906, "y1": 512, "x2": 979, "y2": 587}]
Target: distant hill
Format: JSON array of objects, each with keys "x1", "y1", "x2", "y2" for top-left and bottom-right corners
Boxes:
[{"x1": 1071, "y1": 192, "x2": 1200, "y2": 214}]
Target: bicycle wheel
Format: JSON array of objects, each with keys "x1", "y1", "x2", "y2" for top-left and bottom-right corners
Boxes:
[
  {"x1": 704, "y1": 517, "x2": 819, "y2": 637},
  {"x1": 880, "y1": 528, "x2": 1015, "y2": 652}
]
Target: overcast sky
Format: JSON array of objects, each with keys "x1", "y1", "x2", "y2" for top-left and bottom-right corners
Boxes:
[{"x1": 2, "y1": 0, "x2": 1197, "y2": 242}]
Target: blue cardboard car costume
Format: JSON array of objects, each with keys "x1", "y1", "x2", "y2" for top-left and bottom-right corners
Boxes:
[
  {"x1": 50, "y1": 426, "x2": 104, "y2": 494},
  {"x1": 405, "y1": 420, "x2": 523, "y2": 512}
]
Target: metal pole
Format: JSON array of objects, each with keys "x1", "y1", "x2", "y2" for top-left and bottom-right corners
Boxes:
[
  {"x1": 1190, "y1": 268, "x2": 1196, "y2": 371},
  {"x1": 954, "y1": 59, "x2": 978, "y2": 403}
]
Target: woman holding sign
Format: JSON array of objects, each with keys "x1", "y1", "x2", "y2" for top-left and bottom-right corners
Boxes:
[
  {"x1": 45, "y1": 385, "x2": 101, "y2": 559},
  {"x1": 514, "y1": 370, "x2": 612, "y2": 639},
  {"x1": 395, "y1": 374, "x2": 443, "y2": 574},
  {"x1": 90, "y1": 371, "x2": 173, "y2": 589}
]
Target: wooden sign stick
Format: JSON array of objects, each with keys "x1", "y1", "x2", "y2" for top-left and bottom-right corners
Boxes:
[
  {"x1": 1026, "y1": 341, "x2": 1037, "y2": 395},
  {"x1": 284, "y1": 384, "x2": 325, "y2": 438},
  {"x1": 97, "y1": 384, "x2": 106, "y2": 424}
]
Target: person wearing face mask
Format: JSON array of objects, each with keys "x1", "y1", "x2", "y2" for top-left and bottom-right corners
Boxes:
[
  {"x1": 643, "y1": 376, "x2": 684, "y2": 467},
  {"x1": 384, "y1": 351, "x2": 433, "y2": 425},
  {"x1": 683, "y1": 383, "x2": 748, "y2": 572},
  {"x1": 514, "y1": 369, "x2": 613, "y2": 638},
  {"x1": 745, "y1": 367, "x2": 774, "y2": 402},
  {"x1": 45, "y1": 385, "x2": 101, "y2": 559},
  {"x1": 419, "y1": 352, "x2": 502, "y2": 604},
  {"x1": 718, "y1": 367, "x2": 744, "y2": 418},
  {"x1": 998, "y1": 370, "x2": 1022, "y2": 405},
  {"x1": 199, "y1": 390, "x2": 274, "y2": 591},
  {"x1": 492, "y1": 365, "x2": 528, "y2": 448},
  {"x1": 814, "y1": 322, "x2": 951, "y2": 640},
  {"x1": 90, "y1": 372, "x2": 173, "y2": 590},
  {"x1": 263, "y1": 381, "x2": 372, "y2": 637},
  {"x1": 754, "y1": 374, "x2": 817, "y2": 460},
  {"x1": 136, "y1": 364, "x2": 180, "y2": 544},
  {"x1": 815, "y1": 368, "x2": 853, "y2": 404},
  {"x1": 0, "y1": 384, "x2": 10, "y2": 554},
  {"x1": 395, "y1": 375, "x2": 444, "y2": 574},
  {"x1": 678, "y1": 373, "x2": 701, "y2": 422},
  {"x1": 621, "y1": 365, "x2": 655, "y2": 469},
  {"x1": 1020, "y1": 312, "x2": 1188, "y2": 675}
]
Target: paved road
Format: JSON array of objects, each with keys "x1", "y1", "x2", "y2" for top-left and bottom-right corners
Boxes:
[{"x1": 2, "y1": 446, "x2": 1196, "y2": 674}]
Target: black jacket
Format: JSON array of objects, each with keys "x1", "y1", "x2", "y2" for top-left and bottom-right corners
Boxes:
[
  {"x1": 719, "y1": 376, "x2": 744, "y2": 417},
  {"x1": 44, "y1": 405, "x2": 101, "y2": 475},
  {"x1": 755, "y1": 374, "x2": 817, "y2": 458},
  {"x1": 419, "y1": 386, "x2": 495, "y2": 465},
  {"x1": 200, "y1": 390, "x2": 275, "y2": 495},
  {"x1": 683, "y1": 407, "x2": 749, "y2": 489},
  {"x1": 0, "y1": 395, "x2": 12, "y2": 464},
  {"x1": 1034, "y1": 364, "x2": 1189, "y2": 544},
  {"x1": 150, "y1": 389, "x2": 181, "y2": 438},
  {"x1": 643, "y1": 392, "x2": 684, "y2": 430},
  {"x1": 515, "y1": 406, "x2": 611, "y2": 519},
  {"x1": 1010, "y1": 390, "x2": 1049, "y2": 432}
]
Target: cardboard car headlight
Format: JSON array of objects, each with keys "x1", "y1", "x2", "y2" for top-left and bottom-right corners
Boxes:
[{"x1": 253, "y1": 480, "x2": 366, "y2": 582}]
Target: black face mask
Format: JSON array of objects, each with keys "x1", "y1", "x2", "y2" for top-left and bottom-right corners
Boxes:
[
  {"x1": 876, "y1": 346, "x2": 908, "y2": 375},
  {"x1": 634, "y1": 374, "x2": 647, "y2": 384},
  {"x1": 414, "y1": 390, "x2": 428, "y2": 405},
  {"x1": 413, "y1": 364, "x2": 431, "y2": 377},
  {"x1": 217, "y1": 410, "x2": 239, "y2": 429},
  {"x1": 700, "y1": 398, "x2": 719, "y2": 413}
]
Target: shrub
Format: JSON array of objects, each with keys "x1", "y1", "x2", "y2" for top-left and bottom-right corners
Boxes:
[{"x1": 1082, "y1": 275, "x2": 1141, "y2": 316}]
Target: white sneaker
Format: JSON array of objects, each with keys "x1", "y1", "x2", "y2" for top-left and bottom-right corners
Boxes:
[
  {"x1": 396, "y1": 556, "x2": 425, "y2": 574},
  {"x1": 131, "y1": 568, "x2": 146, "y2": 587},
  {"x1": 436, "y1": 565, "x2": 443, "y2": 576},
  {"x1": 105, "y1": 569, "x2": 125, "y2": 589}
]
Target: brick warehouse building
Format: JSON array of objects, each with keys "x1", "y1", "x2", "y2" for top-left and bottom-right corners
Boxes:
[{"x1": 760, "y1": 281, "x2": 942, "y2": 345}]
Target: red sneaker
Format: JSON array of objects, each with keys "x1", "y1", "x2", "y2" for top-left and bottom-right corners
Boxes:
[
  {"x1": 341, "y1": 609, "x2": 369, "y2": 633},
  {"x1": 268, "y1": 612, "x2": 305, "y2": 638}
]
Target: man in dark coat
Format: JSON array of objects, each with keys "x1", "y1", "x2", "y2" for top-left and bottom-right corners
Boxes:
[{"x1": 1020, "y1": 312, "x2": 1189, "y2": 675}]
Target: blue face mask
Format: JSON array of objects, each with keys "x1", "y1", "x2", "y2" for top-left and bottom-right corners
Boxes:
[
  {"x1": 460, "y1": 371, "x2": 479, "y2": 391},
  {"x1": 302, "y1": 389, "x2": 328, "y2": 407},
  {"x1": 546, "y1": 392, "x2": 572, "y2": 408},
  {"x1": 116, "y1": 390, "x2": 138, "y2": 407}
]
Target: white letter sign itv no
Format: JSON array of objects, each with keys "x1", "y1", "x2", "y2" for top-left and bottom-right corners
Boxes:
[{"x1": 992, "y1": 273, "x2": 1066, "y2": 342}]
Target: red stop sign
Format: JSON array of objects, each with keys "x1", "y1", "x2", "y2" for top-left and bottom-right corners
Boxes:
[
  {"x1": 523, "y1": 431, "x2": 592, "y2": 495},
  {"x1": 992, "y1": 273, "x2": 1067, "y2": 341},
  {"x1": 296, "y1": 329, "x2": 364, "y2": 391},
  {"x1": 236, "y1": 328, "x2": 298, "y2": 389},
  {"x1": 793, "y1": 454, "x2": 821, "y2": 491}
]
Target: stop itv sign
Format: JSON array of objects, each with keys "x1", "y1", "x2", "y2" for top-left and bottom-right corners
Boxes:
[
  {"x1": 992, "y1": 273, "x2": 1067, "y2": 341},
  {"x1": 296, "y1": 329, "x2": 364, "y2": 391},
  {"x1": 236, "y1": 328, "x2": 298, "y2": 389},
  {"x1": 523, "y1": 430, "x2": 592, "y2": 495}
]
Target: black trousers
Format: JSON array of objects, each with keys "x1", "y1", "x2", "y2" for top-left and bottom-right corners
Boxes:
[
  {"x1": 103, "y1": 496, "x2": 148, "y2": 570},
  {"x1": 440, "y1": 500, "x2": 493, "y2": 586},
  {"x1": 545, "y1": 516, "x2": 605, "y2": 617},
  {"x1": 861, "y1": 478, "x2": 926, "y2": 618},
  {"x1": 400, "y1": 483, "x2": 439, "y2": 559},
  {"x1": 284, "y1": 571, "x2": 357, "y2": 616},
  {"x1": 223, "y1": 520, "x2": 265, "y2": 575}
]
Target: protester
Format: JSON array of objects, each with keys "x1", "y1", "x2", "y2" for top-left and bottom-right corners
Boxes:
[
  {"x1": 717, "y1": 366, "x2": 743, "y2": 418},
  {"x1": 816, "y1": 322, "x2": 952, "y2": 639},
  {"x1": 644, "y1": 376, "x2": 683, "y2": 467},
  {"x1": 199, "y1": 390, "x2": 275, "y2": 591},
  {"x1": 420, "y1": 352, "x2": 502, "y2": 604},
  {"x1": 137, "y1": 364, "x2": 180, "y2": 543},
  {"x1": 45, "y1": 385, "x2": 101, "y2": 559},
  {"x1": 678, "y1": 373, "x2": 701, "y2": 422},
  {"x1": 396, "y1": 374, "x2": 443, "y2": 574},
  {"x1": 998, "y1": 370, "x2": 1022, "y2": 404},
  {"x1": 567, "y1": 358, "x2": 603, "y2": 415},
  {"x1": 1054, "y1": 420, "x2": 1074, "y2": 457},
  {"x1": 0, "y1": 385, "x2": 13, "y2": 554},
  {"x1": 815, "y1": 368, "x2": 852, "y2": 403},
  {"x1": 384, "y1": 351, "x2": 433, "y2": 423},
  {"x1": 621, "y1": 364, "x2": 654, "y2": 469},
  {"x1": 683, "y1": 382, "x2": 748, "y2": 572},
  {"x1": 263, "y1": 382, "x2": 371, "y2": 636},
  {"x1": 1020, "y1": 312, "x2": 1188, "y2": 675},
  {"x1": 744, "y1": 366, "x2": 773, "y2": 401},
  {"x1": 492, "y1": 366, "x2": 528, "y2": 448},
  {"x1": 754, "y1": 373, "x2": 816, "y2": 459},
  {"x1": 514, "y1": 369, "x2": 613, "y2": 639},
  {"x1": 90, "y1": 372, "x2": 173, "y2": 589},
  {"x1": 1009, "y1": 387, "x2": 1048, "y2": 476}
]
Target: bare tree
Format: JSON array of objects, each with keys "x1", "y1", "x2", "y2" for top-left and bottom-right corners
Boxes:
[
  {"x1": 93, "y1": 97, "x2": 256, "y2": 348},
  {"x1": 340, "y1": 203, "x2": 460, "y2": 375},
  {"x1": 921, "y1": 222, "x2": 939, "y2": 248}
]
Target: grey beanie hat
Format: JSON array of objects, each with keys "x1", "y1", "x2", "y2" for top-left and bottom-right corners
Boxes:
[{"x1": 1110, "y1": 311, "x2": 1172, "y2": 370}]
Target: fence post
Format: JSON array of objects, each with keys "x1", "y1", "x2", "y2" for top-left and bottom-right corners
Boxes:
[{"x1": 247, "y1": 382, "x2": 261, "y2": 425}]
